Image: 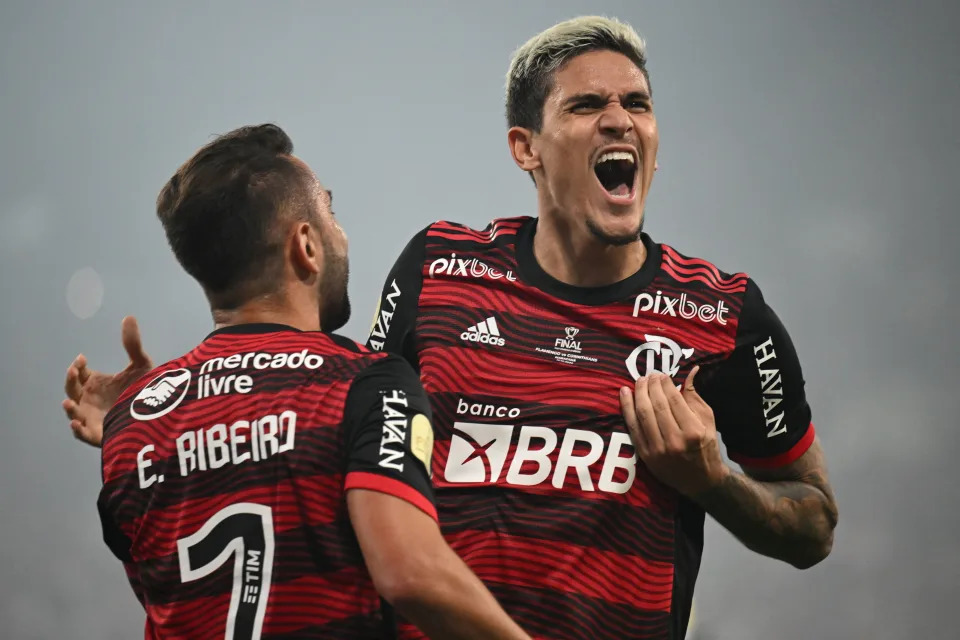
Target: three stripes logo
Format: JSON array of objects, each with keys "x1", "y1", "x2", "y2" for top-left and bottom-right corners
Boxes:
[{"x1": 460, "y1": 316, "x2": 505, "y2": 347}]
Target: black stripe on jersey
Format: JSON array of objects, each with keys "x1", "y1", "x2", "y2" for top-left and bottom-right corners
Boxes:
[
  {"x1": 326, "y1": 332, "x2": 373, "y2": 354},
  {"x1": 270, "y1": 614, "x2": 393, "y2": 639},
  {"x1": 449, "y1": 582, "x2": 670, "y2": 640},
  {"x1": 435, "y1": 489, "x2": 676, "y2": 564}
]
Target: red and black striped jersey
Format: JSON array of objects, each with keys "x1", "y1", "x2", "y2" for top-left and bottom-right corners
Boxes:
[
  {"x1": 366, "y1": 216, "x2": 815, "y2": 640},
  {"x1": 98, "y1": 324, "x2": 437, "y2": 639}
]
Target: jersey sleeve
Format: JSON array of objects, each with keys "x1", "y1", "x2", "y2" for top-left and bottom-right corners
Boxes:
[
  {"x1": 98, "y1": 420, "x2": 148, "y2": 608},
  {"x1": 342, "y1": 354, "x2": 437, "y2": 520},
  {"x1": 701, "y1": 278, "x2": 815, "y2": 468},
  {"x1": 365, "y1": 226, "x2": 429, "y2": 369}
]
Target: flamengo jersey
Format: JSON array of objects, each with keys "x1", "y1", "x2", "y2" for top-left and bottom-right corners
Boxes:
[
  {"x1": 367, "y1": 216, "x2": 815, "y2": 640},
  {"x1": 98, "y1": 324, "x2": 437, "y2": 640}
]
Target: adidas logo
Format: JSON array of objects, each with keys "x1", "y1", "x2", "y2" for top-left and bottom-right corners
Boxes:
[{"x1": 460, "y1": 317, "x2": 505, "y2": 347}]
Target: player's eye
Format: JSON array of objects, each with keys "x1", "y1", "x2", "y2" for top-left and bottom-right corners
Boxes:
[{"x1": 625, "y1": 100, "x2": 650, "y2": 112}]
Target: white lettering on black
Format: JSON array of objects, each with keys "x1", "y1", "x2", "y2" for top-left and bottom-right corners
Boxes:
[
  {"x1": 753, "y1": 336, "x2": 786, "y2": 437},
  {"x1": 369, "y1": 279, "x2": 402, "y2": 352},
  {"x1": 378, "y1": 390, "x2": 409, "y2": 471}
]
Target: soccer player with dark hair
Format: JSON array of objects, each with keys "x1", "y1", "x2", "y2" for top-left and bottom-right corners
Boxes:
[
  {"x1": 62, "y1": 124, "x2": 531, "y2": 640},
  {"x1": 364, "y1": 16, "x2": 839, "y2": 639}
]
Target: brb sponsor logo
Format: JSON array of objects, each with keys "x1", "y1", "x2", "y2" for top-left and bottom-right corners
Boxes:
[
  {"x1": 625, "y1": 334, "x2": 694, "y2": 382},
  {"x1": 444, "y1": 422, "x2": 637, "y2": 495},
  {"x1": 633, "y1": 290, "x2": 729, "y2": 325},
  {"x1": 428, "y1": 253, "x2": 517, "y2": 282},
  {"x1": 461, "y1": 317, "x2": 505, "y2": 347}
]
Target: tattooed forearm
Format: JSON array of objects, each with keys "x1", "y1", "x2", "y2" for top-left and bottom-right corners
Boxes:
[{"x1": 693, "y1": 439, "x2": 838, "y2": 569}]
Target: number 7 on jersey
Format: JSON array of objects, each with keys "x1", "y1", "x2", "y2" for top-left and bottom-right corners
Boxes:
[{"x1": 178, "y1": 503, "x2": 275, "y2": 640}]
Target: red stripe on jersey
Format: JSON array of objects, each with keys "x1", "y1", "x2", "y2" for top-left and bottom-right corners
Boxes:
[
  {"x1": 665, "y1": 271, "x2": 747, "y2": 294},
  {"x1": 661, "y1": 266, "x2": 748, "y2": 294},
  {"x1": 661, "y1": 245, "x2": 748, "y2": 292},
  {"x1": 447, "y1": 529, "x2": 674, "y2": 610},
  {"x1": 433, "y1": 219, "x2": 525, "y2": 234},
  {"x1": 728, "y1": 423, "x2": 816, "y2": 468},
  {"x1": 429, "y1": 220, "x2": 523, "y2": 243},
  {"x1": 661, "y1": 244, "x2": 741, "y2": 281},
  {"x1": 261, "y1": 571, "x2": 379, "y2": 634},
  {"x1": 345, "y1": 471, "x2": 438, "y2": 521}
]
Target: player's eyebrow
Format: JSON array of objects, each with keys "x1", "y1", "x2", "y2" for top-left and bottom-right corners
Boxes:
[
  {"x1": 325, "y1": 189, "x2": 333, "y2": 204},
  {"x1": 564, "y1": 92, "x2": 607, "y2": 107},
  {"x1": 623, "y1": 90, "x2": 652, "y2": 103},
  {"x1": 563, "y1": 90, "x2": 652, "y2": 106}
]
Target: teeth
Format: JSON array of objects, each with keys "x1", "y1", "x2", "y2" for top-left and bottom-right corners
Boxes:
[{"x1": 596, "y1": 150, "x2": 635, "y2": 166}]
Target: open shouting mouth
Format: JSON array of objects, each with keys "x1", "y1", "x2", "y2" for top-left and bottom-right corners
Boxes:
[{"x1": 593, "y1": 146, "x2": 638, "y2": 204}]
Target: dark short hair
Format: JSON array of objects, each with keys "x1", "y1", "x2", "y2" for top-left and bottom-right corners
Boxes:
[{"x1": 155, "y1": 124, "x2": 315, "y2": 308}]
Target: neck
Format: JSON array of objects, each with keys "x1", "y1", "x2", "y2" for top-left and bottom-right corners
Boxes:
[
  {"x1": 532, "y1": 214, "x2": 647, "y2": 288},
  {"x1": 211, "y1": 291, "x2": 321, "y2": 332}
]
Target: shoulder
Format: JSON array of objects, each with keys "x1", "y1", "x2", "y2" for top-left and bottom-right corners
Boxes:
[
  {"x1": 655, "y1": 239, "x2": 751, "y2": 295},
  {"x1": 423, "y1": 216, "x2": 531, "y2": 253}
]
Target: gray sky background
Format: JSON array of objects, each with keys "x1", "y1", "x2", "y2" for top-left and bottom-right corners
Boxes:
[{"x1": 1, "y1": 1, "x2": 957, "y2": 638}]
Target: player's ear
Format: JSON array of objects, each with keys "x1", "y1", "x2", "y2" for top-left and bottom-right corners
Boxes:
[
  {"x1": 507, "y1": 127, "x2": 541, "y2": 173},
  {"x1": 291, "y1": 221, "x2": 322, "y2": 276}
]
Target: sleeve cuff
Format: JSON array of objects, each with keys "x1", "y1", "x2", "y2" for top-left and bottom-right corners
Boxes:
[
  {"x1": 344, "y1": 471, "x2": 438, "y2": 522},
  {"x1": 728, "y1": 422, "x2": 816, "y2": 469}
]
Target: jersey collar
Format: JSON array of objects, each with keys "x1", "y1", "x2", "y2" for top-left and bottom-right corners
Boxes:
[{"x1": 514, "y1": 217, "x2": 662, "y2": 306}]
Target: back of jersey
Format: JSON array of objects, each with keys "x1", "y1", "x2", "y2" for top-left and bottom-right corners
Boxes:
[{"x1": 97, "y1": 324, "x2": 435, "y2": 639}]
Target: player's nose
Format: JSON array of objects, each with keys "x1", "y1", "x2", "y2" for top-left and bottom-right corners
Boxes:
[{"x1": 598, "y1": 104, "x2": 633, "y2": 138}]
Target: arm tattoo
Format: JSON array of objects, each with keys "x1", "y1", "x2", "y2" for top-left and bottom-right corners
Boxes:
[{"x1": 693, "y1": 438, "x2": 839, "y2": 569}]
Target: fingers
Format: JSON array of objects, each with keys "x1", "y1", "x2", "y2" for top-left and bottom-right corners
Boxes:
[
  {"x1": 619, "y1": 385, "x2": 647, "y2": 455},
  {"x1": 631, "y1": 376, "x2": 666, "y2": 453},
  {"x1": 661, "y1": 374, "x2": 704, "y2": 435},
  {"x1": 62, "y1": 398, "x2": 82, "y2": 421},
  {"x1": 645, "y1": 374, "x2": 683, "y2": 450},
  {"x1": 681, "y1": 366, "x2": 715, "y2": 428},
  {"x1": 70, "y1": 420, "x2": 102, "y2": 448},
  {"x1": 121, "y1": 316, "x2": 152, "y2": 368},
  {"x1": 64, "y1": 356, "x2": 85, "y2": 400},
  {"x1": 63, "y1": 399, "x2": 100, "y2": 447}
]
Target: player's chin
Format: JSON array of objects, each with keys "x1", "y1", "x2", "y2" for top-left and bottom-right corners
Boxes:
[{"x1": 586, "y1": 209, "x2": 643, "y2": 247}]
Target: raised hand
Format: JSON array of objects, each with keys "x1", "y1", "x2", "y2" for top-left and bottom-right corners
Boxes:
[{"x1": 62, "y1": 316, "x2": 154, "y2": 447}]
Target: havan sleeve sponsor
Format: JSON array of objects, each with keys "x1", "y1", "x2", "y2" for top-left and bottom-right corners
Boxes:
[
  {"x1": 700, "y1": 278, "x2": 815, "y2": 468},
  {"x1": 342, "y1": 354, "x2": 438, "y2": 521},
  {"x1": 365, "y1": 226, "x2": 429, "y2": 367}
]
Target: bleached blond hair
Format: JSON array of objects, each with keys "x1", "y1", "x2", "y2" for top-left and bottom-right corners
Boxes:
[{"x1": 506, "y1": 16, "x2": 649, "y2": 132}]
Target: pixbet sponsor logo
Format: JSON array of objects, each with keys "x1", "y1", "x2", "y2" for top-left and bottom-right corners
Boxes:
[
  {"x1": 444, "y1": 422, "x2": 637, "y2": 495},
  {"x1": 428, "y1": 253, "x2": 517, "y2": 281},
  {"x1": 625, "y1": 334, "x2": 694, "y2": 382},
  {"x1": 633, "y1": 290, "x2": 730, "y2": 325}
]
